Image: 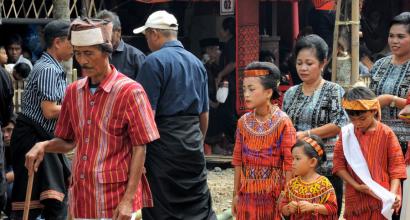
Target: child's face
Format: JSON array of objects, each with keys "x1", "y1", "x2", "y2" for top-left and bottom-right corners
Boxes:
[
  {"x1": 0, "y1": 48, "x2": 8, "y2": 65},
  {"x1": 12, "y1": 70, "x2": 23, "y2": 81},
  {"x1": 348, "y1": 111, "x2": 377, "y2": 131},
  {"x1": 243, "y1": 76, "x2": 272, "y2": 109},
  {"x1": 292, "y1": 147, "x2": 317, "y2": 176}
]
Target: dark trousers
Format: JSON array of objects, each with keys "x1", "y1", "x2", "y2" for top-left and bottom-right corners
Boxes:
[
  {"x1": 10, "y1": 197, "x2": 67, "y2": 220},
  {"x1": 218, "y1": 76, "x2": 238, "y2": 144},
  {"x1": 327, "y1": 175, "x2": 343, "y2": 217}
]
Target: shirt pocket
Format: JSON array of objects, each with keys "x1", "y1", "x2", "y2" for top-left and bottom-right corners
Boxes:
[{"x1": 97, "y1": 169, "x2": 128, "y2": 184}]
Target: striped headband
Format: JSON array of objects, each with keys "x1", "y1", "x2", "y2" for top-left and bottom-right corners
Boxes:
[
  {"x1": 303, "y1": 137, "x2": 323, "y2": 156},
  {"x1": 243, "y1": 69, "x2": 269, "y2": 77}
]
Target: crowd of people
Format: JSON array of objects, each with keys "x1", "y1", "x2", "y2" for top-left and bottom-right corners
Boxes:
[{"x1": 0, "y1": 3, "x2": 408, "y2": 220}]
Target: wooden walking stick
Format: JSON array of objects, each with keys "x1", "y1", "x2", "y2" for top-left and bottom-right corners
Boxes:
[{"x1": 23, "y1": 172, "x2": 34, "y2": 220}]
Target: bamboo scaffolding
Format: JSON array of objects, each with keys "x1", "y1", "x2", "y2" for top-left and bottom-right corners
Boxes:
[
  {"x1": 331, "y1": 0, "x2": 361, "y2": 87},
  {"x1": 351, "y1": 0, "x2": 360, "y2": 85}
]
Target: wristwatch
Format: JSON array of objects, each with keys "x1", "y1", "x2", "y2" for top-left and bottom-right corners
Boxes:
[{"x1": 390, "y1": 96, "x2": 398, "y2": 108}]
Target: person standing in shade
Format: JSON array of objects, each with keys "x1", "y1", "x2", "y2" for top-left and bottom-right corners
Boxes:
[
  {"x1": 10, "y1": 20, "x2": 72, "y2": 220},
  {"x1": 215, "y1": 17, "x2": 237, "y2": 152},
  {"x1": 0, "y1": 51, "x2": 13, "y2": 214},
  {"x1": 134, "y1": 10, "x2": 216, "y2": 220},
  {"x1": 24, "y1": 18, "x2": 159, "y2": 219},
  {"x1": 5, "y1": 34, "x2": 32, "y2": 69},
  {"x1": 96, "y1": 10, "x2": 146, "y2": 80}
]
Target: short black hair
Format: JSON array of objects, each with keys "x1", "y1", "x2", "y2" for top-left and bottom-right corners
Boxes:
[
  {"x1": 13, "y1": 62, "x2": 31, "y2": 79},
  {"x1": 245, "y1": 61, "x2": 281, "y2": 100},
  {"x1": 390, "y1": 12, "x2": 410, "y2": 34},
  {"x1": 44, "y1": 19, "x2": 70, "y2": 49},
  {"x1": 294, "y1": 34, "x2": 328, "y2": 62},
  {"x1": 6, "y1": 34, "x2": 23, "y2": 47},
  {"x1": 96, "y1": 10, "x2": 121, "y2": 31},
  {"x1": 344, "y1": 86, "x2": 377, "y2": 117},
  {"x1": 291, "y1": 134, "x2": 326, "y2": 167},
  {"x1": 222, "y1": 17, "x2": 235, "y2": 36}
]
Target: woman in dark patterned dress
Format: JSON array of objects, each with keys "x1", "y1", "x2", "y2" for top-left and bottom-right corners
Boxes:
[
  {"x1": 282, "y1": 34, "x2": 348, "y2": 216},
  {"x1": 371, "y1": 12, "x2": 410, "y2": 154}
]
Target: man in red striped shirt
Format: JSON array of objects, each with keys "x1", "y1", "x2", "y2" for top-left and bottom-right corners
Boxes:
[{"x1": 24, "y1": 18, "x2": 159, "y2": 219}]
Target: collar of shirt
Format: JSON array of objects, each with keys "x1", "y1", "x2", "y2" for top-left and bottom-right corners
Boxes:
[
  {"x1": 115, "y1": 39, "x2": 125, "y2": 53},
  {"x1": 161, "y1": 40, "x2": 184, "y2": 50},
  {"x1": 77, "y1": 64, "x2": 118, "y2": 93},
  {"x1": 42, "y1": 52, "x2": 65, "y2": 74}
]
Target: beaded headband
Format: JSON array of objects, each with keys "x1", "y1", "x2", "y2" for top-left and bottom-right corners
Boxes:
[
  {"x1": 303, "y1": 137, "x2": 323, "y2": 157},
  {"x1": 243, "y1": 69, "x2": 269, "y2": 77}
]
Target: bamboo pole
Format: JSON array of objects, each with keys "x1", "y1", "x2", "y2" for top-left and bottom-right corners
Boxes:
[
  {"x1": 331, "y1": 0, "x2": 343, "y2": 82},
  {"x1": 23, "y1": 173, "x2": 34, "y2": 220},
  {"x1": 351, "y1": 0, "x2": 360, "y2": 85}
]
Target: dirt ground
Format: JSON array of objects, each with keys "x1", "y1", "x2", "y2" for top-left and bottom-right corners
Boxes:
[{"x1": 207, "y1": 168, "x2": 234, "y2": 214}]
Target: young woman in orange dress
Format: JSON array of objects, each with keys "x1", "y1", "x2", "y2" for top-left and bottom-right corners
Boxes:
[
  {"x1": 280, "y1": 135, "x2": 338, "y2": 220},
  {"x1": 231, "y1": 61, "x2": 296, "y2": 219}
]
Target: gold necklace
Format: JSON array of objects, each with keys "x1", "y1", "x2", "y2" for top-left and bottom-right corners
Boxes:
[{"x1": 254, "y1": 105, "x2": 276, "y2": 124}]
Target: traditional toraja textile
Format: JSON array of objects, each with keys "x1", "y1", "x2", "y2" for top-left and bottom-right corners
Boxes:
[
  {"x1": 283, "y1": 81, "x2": 348, "y2": 176},
  {"x1": 232, "y1": 106, "x2": 296, "y2": 220},
  {"x1": 243, "y1": 69, "x2": 269, "y2": 77},
  {"x1": 69, "y1": 18, "x2": 113, "y2": 49},
  {"x1": 54, "y1": 66, "x2": 159, "y2": 218},
  {"x1": 342, "y1": 124, "x2": 395, "y2": 219},
  {"x1": 280, "y1": 176, "x2": 338, "y2": 220},
  {"x1": 333, "y1": 122, "x2": 407, "y2": 219},
  {"x1": 11, "y1": 114, "x2": 70, "y2": 217},
  {"x1": 369, "y1": 55, "x2": 410, "y2": 147},
  {"x1": 342, "y1": 99, "x2": 382, "y2": 121}
]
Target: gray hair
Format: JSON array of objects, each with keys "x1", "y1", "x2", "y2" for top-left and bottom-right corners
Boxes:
[
  {"x1": 96, "y1": 10, "x2": 121, "y2": 31},
  {"x1": 151, "y1": 28, "x2": 178, "y2": 38}
]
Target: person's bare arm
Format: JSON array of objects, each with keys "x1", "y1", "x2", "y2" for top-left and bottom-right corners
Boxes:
[
  {"x1": 297, "y1": 123, "x2": 340, "y2": 139},
  {"x1": 41, "y1": 101, "x2": 61, "y2": 119},
  {"x1": 377, "y1": 95, "x2": 407, "y2": 109},
  {"x1": 113, "y1": 146, "x2": 146, "y2": 220},
  {"x1": 232, "y1": 165, "x2": 242, "y2": 216},
  {"x1": 215, "y1": 63, "x2": 235, "y2": 86},
  {"x1": 199, "y1": 112, "x2": 209, "y2": 141},
  {"x1": 25, "y1": 137, "x2": 75, "y2": 174}
]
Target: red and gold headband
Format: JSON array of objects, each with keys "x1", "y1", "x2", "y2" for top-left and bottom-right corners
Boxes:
[
  {"x1": 342, "y1": 99, "x2": 381, "y2": 121},
  {"x1": 303, "y1": 137, "x2": 323, "y2": 156},
  {"x1": 243, "y1": 69, "x2": 269, "y2": 77}
]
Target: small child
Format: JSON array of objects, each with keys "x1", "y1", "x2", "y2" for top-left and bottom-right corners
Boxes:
[
  {"x1": 12, "y1": 62, "x2": 31, "y2": 80},
  {"x1": 333, "y1": 86, "x2": 406, "y2": 220},
  {"x1": 280, "y1": 135, "x2": 338, "y2": 219},
  {"x1": 231, "y1": 61, "x2": 296, "y2": 219}
]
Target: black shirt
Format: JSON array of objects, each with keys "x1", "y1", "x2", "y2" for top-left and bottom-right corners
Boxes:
[
  {"x1": 0, "y1": 67, "x2": 13, "y2": 127},
  {"x1": 110, "y1": 39, "x2": 146, "y2": 80}
]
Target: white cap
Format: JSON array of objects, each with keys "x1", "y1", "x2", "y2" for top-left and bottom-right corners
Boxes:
[{"x1": 133, "y1": 10, "x2": 178, "y2": 34}]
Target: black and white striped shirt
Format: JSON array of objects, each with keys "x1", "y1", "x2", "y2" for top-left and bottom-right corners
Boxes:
[{"x1": 21, "y1": 52, "x2": 67, "y2": 133}]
